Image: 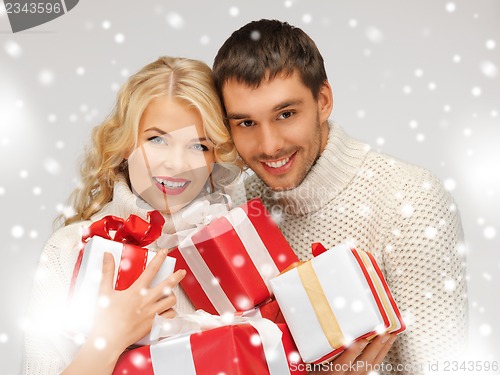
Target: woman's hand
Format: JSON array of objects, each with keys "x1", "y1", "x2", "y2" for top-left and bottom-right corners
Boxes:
[
  {"x1": 308, "y1": 333, "x2": 397, "y2": 375},
  {"x1": 63, "y1": 249, "x2": 185, "y2": 375}
]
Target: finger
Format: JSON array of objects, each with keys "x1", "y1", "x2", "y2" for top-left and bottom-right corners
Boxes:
[
  {"x1": 158, "y1": 308, "x2": 177, "y2": 319},
  {"x1": 332, "y1": 339, "x2": 369, "y2": 366},
  {"x1": 373, "y1": 334, "x2": 397, "y2": 364},
  {"x1": 150, "y1": 269, "x2": 186, "y2": 298},
  {"x1": 135, "y1": 249, "x2": 169, "y2": 287},
  {"x1": 98, "y1": 252, "x2": 116, "y2": 295},
  {"x1": 356, "y1": 334, "x2": 393, "y2": 365},
  {"x1": 153, "y1": 294, "x2": 177, "y2": 316}
]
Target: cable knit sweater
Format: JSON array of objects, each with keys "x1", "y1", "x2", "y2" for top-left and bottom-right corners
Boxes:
[
  {"x1": 241, "y1": 123, "x2": 467, "y2": 374},
  {"x1": 22, "y1": 178, "x2": 197, "y2": 375}
]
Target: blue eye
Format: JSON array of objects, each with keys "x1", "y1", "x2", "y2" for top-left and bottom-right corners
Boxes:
[
  {"x1": 191, "y1": 144, "x2": 209, "y2": 152},
  {"x1": 148, "y1": 136, "x2": 166, "y2": 145}
]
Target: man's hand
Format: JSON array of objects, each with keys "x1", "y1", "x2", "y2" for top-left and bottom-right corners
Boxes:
[{"x1": 308, "y1": 333, "x2": 397, "y2": 374}]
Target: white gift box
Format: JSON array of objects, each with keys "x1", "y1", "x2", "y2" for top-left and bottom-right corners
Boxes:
[
  {"x1": 270, "y1": 244, "x2": 393, "y2": 363},
  {"x1": 68, "y1": 235, "x2": 176, "y2": 344}
]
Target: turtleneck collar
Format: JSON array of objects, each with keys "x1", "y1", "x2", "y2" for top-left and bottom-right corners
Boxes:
[
  {"x1": 263, "y1": 123, "x2": 370, "y2": 215},
  {"x1": 91, "y1": 175, "x2": 198, "y2": 235}
]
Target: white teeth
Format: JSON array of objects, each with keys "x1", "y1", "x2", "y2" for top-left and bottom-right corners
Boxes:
[
  {"x1": 264, "y1": 157, "x2": 290, "y2": 168},
  {"x1": 155, "y1": 178, "x2": 187, "y2": 188}
]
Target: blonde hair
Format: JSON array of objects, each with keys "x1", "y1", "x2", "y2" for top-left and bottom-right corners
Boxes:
[{"x1": 62, "y1": 56, "x2": 240, "y2": 226}]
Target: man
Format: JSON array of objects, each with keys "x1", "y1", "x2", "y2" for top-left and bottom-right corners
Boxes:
[{"x1": 213, "y1": 19, "x2": 467, "y2": 374}]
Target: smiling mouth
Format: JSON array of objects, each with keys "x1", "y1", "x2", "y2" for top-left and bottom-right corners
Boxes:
[
  {"x1": 260, "y1": 152, "x2": 296, "y2": 175},
  {"x1": 153, "y1": 177, "x2": 191, "y2": 195}
]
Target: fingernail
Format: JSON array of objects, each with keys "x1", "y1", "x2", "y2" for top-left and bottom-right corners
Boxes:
[
  {"x1": 381, "y1": 334, "x2": 391, "y2": 344},
  {"x1": 103, "y1": 252, "x2": 111, "y2": 264},
  {"x1": 160, "y1": 249, "x2": 168, "y2": 256},
  {"x1": 359, "y1": 340, "x2": 369, "y2": 350},
  {"x1": 389, "y1": 335, "x2": 397, "y2": 344}
]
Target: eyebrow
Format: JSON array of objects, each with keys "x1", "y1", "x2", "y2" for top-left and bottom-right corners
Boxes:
[
  {"x1": 226, "y1": 99, "x2": 303, "y2": 120},
  {"x1": 143, "y1": 127, "x2": 208, "y2": 142}
]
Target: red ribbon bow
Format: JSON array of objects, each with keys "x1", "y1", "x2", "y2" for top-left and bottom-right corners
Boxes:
[{"x1": 82, "y1": 210, "x2": 165, "y2": 246}]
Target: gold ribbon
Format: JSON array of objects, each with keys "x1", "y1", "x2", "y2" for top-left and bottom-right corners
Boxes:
[
  {"x1": 356, "y1": 251, "x2": 397, "y2": 339},
  {"x1": 297, "y1": 261, "x2": 345, "y2": 349}
]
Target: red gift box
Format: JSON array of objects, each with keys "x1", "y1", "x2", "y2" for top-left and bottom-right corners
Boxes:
[
  {"x1": 170, "y1": 198, "x2": 298, "y2": 315},
  {"x1": 68, "y1": 211, "x2": 176, "y2": 343},
  {"x1": 242, "y1": 299, "x2": 286, "y2": 324},
  {"x1": 113, "y1": 322, "x2": 306, "y2": 375}
]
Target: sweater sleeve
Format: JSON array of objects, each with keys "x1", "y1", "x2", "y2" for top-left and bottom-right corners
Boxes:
[
  {"x1": 22, "y1": 224, "x2": 84, "y2": 375},
  {"x1": 382, "y1": 167, "x2": 467, "y2": 373}
]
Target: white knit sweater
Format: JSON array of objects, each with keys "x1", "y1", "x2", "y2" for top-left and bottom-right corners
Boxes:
[
  {"x1": 22, "y1": 179, "x2": 197, "y2": 375},
  {"x1": 240, "y1": 123, "x2": 468, "y2": 374}
]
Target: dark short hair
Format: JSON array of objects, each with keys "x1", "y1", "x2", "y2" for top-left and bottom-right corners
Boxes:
[{"x1": 213, "y1": 19, "x2": 328, "y2": 100}]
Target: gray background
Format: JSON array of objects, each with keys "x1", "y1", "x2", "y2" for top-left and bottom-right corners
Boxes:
[{"x1": 1, "y1": 0, "x2": 499, "y2": 373}]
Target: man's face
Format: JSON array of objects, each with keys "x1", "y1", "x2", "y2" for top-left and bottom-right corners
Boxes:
[{"x1": 222, "y1": 72, "x2": 332, "y2": 191}]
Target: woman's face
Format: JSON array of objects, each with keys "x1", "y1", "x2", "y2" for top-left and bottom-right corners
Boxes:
[{"x1": 127, "y1": 96, "x2": 215, "y2": 214}]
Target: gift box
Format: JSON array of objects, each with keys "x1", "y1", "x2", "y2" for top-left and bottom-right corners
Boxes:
[
  {"x1": 169, "y1": 198, "x2": 298, "y2": 315},
  {"x1": 113, "y1": 321, "x2": 306, "y2": 375},
  {"x1": 68, "y1": 211, "x2": 176, "y2": 344},
  {"x1": 270, "y1": 243, "x2": 405, "y2": 363},
  {"x1": 242, "y1": 299, "x2": 285, "y2": 324}
]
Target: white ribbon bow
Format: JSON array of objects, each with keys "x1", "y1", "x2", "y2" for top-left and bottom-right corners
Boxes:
[{"x1": 156, "y1": 195, "x2": 231, "y2": 249}]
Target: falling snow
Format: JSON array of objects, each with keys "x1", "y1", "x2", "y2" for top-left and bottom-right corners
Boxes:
[
  {"x1": 5, "y1": 40, "x2": 22, "y2": 58},
  {"x1": 166, "y1": 12, "x2": 184, "y2": 29},
  {"x1": 11, "y1": 226, "x2": 24, "y2": 239}
]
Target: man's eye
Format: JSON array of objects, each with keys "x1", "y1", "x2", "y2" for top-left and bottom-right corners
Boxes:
[
  {"x1": 238, "y1": 120, "x2": 255, "y2": 128},
  {"x1": 278, "y1": 111, "x2": 294, "y2": 120},
  {"x1": 191, "y1": 144, "x2": 209, "y2": 152}
]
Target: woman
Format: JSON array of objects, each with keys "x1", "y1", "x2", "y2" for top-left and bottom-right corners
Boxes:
[{"x1": 22, "y1": 56, "x2": 241, "y2": 374}]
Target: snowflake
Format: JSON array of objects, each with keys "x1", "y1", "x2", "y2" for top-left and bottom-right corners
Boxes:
[
  {"x1": 401, "y1": 203, "x2": 414, "y2": 218},
  {"x1": 114, "y1": 33, "x2": 125, "y2": 44},
  {"x1": 445, "y1": 2, "x2": 456, "y2": 12},
  {"x1": 166, "y1": 12, "x2": 184, "y2": 29},
  {"x1": 11, "y1": 225, "x2": 24, "y2": 239},
  {"x1": 232, "y1": 254, "x2": 245, "y2": 268},
  {"x1": 483, "y1": 226, "x2": 496, "y2": 239},
  {"x1": 444, "y1": 279, "x2": 456, "y2": 291},
  {"x1": 302, "y1": 14, "x2": 312, "y2": 24},
  {"x1": 351, "y1": 300, "x2": 364, "y2": 313},
  {"x1": 250, "y1": 333, "x2": 261, "y2": 346},
  {"x1": 471, "y1": 86, "x2": 482, "y2": 97},
  {"x1": 332, "y1": 296, "x2": 346, "y2": 309},
  {"x1": 479, "y1": 324, "x2": 492, "y2": 337},
  {"x1": 443, "y1": 178, "x2": 456, "y2": 191},
  {"x1": 38, "y1": 69, "x2": 55, "y2": 86},
  {"x1": 94, "y1": 337, "x2": 107, "y2": 350},
  {"x1": 366, "y1": 26, "x2": 383, "y2": 43},
  {"x1": 480, "y1": 61, "x2": 498, "y2": 78},
  {"x1": 76, "y1": 66, "x2": 85, "y2": 76},
  {"x1": 0, "y1": 333, "x2": 8, "y2": 344},
  {"x1": 5, "y1": 40, "x2": 22, "y2": 58},
  {"x1": 229, "y1": 6, "x2": 239, "y2": 17},
  {"x1": 102, "y1": 20, "x2": 111, "y2": 29},
  {"x1": 485, "y1": 39, "x2": 496, "y2": 50}
]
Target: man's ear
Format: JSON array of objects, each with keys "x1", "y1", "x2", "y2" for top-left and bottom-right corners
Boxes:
[{"x1": 317, "y1": 81, "x2": 334, "y2": 124}]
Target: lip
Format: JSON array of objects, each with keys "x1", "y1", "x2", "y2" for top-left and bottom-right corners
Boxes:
[
  {"x1": 153, "y1": 176, "x2": 191, "y2": 196},
  {"x1": 260, "y1": 152, "x2": 296, "y2": 175}
]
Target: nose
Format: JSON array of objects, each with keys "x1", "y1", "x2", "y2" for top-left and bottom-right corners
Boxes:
[
  {"x1": 258, "y1": 122, "x2": 285, "y2": 157},
  {"x1": 161, "y1": 145, "x2": 189, "y2": 173}
]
